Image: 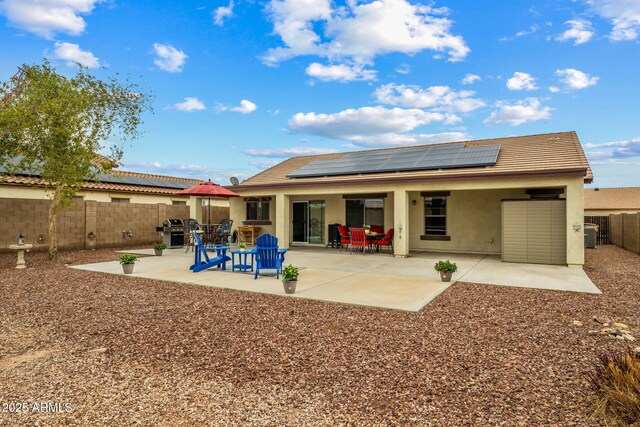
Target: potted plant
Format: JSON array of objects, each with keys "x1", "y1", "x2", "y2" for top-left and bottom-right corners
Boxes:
[
  {"x1": 152, "y1": 242, "x2": 167, "y2": 256},
  {"x1": 434, "y1": 260, "x2": 457, "y2": 282},
  {"x1": 119, "y1": 253, "x2": 138, "y2": 274},
  {"x1": 281, "y1": 264, "x2": 299, "y2": 294},
  {"x1": 238, "y1": 242, "x2": 247, "y2": 252}
]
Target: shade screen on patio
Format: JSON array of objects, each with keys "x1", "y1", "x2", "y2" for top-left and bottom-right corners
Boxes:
[{"x1": 287, "y1": 143, "x2": 500, "y2": 178}]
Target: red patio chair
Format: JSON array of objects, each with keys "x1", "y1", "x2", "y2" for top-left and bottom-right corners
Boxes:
[
  {"x1": 337, "y1": 225, "x2": 350, "y2": 253},
  {"x1": 373, "y1": 228, "x2": 394, "y2": 253},
  {"x1": 349, "y1": 227, "x2": 367, "y2": 255},
  {"x1": 370, "y1": 225, "x2": 384, "y2": 234}
]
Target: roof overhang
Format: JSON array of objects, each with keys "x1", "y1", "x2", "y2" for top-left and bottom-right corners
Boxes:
[{"x1": 234, "y1": 167, "x2": 591, "y2": 191}]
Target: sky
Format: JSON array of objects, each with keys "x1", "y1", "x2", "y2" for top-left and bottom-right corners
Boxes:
[{"x1": 0, "y1": 0, "x2": 639, "y2": 188}]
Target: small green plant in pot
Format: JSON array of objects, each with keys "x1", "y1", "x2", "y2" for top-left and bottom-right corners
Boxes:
[
  {"x1": 434, "y1": 260, "x2": 457, "y2": 282},
  {"x1": 238, "y1": 242, "x2": 247, "y2": 252},
  {"x1": 152, "y1": 242, "x2": 167, "y2": 256},
  {"x1": 281, "y1": 264, "x2": 299, "y2": 294},
  {"x1": 118, "y1": 253, "x2": 138, "y2": 274}
]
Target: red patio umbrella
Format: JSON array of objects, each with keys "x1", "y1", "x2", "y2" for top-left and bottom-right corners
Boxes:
[{"x1": 174, "y1": 179, "x2": 240, "y2": 236}]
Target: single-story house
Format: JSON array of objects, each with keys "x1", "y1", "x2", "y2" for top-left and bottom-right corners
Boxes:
[
  {"x1": 584, "y1": 187, "x2": 640, "y2": 215},
  {"x1": 229, "y1": 131, "x2": 593, "y2": 266},
  {"x1": 0, "y1": 161, "x2": 229, "y2": 223}
]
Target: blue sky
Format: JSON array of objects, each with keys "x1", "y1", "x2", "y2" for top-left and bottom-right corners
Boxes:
[{"x1": 0, "y1": 0, "x2": 639, "y2": 187}]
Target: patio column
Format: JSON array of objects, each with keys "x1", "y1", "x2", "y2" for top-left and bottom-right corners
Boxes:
[
  {"x1": 566, "y1": 177, "x2": 585, "y2": 267},
  {"x1": 275, "y1": 194, "x2": 290, "y2": 248},
  {"x1": 393, "y1": 190, "x2": 410, "y2": 258}
]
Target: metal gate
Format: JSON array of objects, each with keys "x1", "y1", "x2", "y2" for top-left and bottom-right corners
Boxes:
[{"x1": 584, "y1": 216, "x2": 611, "y2": 245}]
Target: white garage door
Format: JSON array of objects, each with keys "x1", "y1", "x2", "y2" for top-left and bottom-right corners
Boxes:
[{"x1": 502, "y1": 199, "x2": 567, "y2": 265}]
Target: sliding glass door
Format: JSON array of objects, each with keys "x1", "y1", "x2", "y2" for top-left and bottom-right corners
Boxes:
[{"x1": 292, "y1": 201, "x2": 325, "y2": 244}]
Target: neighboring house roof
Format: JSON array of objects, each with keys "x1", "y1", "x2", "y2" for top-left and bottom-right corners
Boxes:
[
  {"x1": 1, "y1": 168, "x2": 202, "y2": 196},
  {"x1": 238, "y1": 131, "x2": 593, "y2": 190},
  {"x1": 584, "y1": 187, "x2": 640, "y2": 211}
]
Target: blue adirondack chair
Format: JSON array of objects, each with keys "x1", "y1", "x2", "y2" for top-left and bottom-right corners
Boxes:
[
  {"x1": 190, "y1": 231, "x2": 231, "y2": 273},
  {"x1": 254, "y1": 233, "x2": 287, "y2": 279}
]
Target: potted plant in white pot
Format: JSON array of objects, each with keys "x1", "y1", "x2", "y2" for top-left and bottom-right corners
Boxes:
[
  {"x1": 238, "y1": 242, "x2": 247, "y2": 252},
  {"x1": 119, "y1": 253, "x2": 138, "y2": 274},
  {"x1": 281, "y1": 264, "x2": 299, "y2": 294},
  {"x1": 434, "y1": 260, "x2": 457, "y2": 282},
  {"x1": 152, "y1": 242, "x2": 167, "y2": 256}
]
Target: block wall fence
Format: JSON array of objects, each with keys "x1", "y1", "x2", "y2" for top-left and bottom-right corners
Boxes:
[
  {"x1": 0, "y1": 198, "x2": 190, "y2": 253},
  {"x1": 609, "y1": 212, "x2": 640, "y2": 255}
]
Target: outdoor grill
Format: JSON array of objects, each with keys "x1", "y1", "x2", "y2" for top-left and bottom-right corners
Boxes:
[{"x1": 163, "y1": 218, "x2": 184, "y2": 248}]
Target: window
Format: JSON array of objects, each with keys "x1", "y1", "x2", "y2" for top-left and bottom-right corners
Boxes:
[
  {"x1": 111, "y1": 197, "x2": 130, "y2": 203},
  {"x1": 172, "y1": 200, "x2": 187, "y2": 205},
  {"x1": 246, "y1": 197, "x2": 270, "y2": 221},
  {"x1": 424, "y1": 197, "x2": 447, "y2": 235},
  {"x1": 345, "y1": 199, "x2": 384, "y2": 228}
]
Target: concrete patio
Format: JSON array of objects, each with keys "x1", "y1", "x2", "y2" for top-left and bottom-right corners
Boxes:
[{"x1": 71, "y1": 247, "x2": 600, "y2": 312}]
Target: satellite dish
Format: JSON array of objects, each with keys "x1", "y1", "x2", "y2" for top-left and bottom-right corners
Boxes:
[{"x1": 230, "y1": 176, "x2": 240, "y2": 186}]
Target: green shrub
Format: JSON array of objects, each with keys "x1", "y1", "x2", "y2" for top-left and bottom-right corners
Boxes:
[
  {"x1": 434, "y1": 260, "x2": 457, "y2": 273},
  {"x1": 590, "y1": 349, "x2": 640, "y2": 426},
  {"x1": 152, "y1": 242, "x2": 167, "y2": 251},
  {"x1": 282, "y1": 264, "x2": 299, "y2": 282},
  {"x1": 238, "y1": 242, "x2": 247, "y2": 249},
  {"x1": 118, "y1": 254, "x2": 138, "y2": 264}
]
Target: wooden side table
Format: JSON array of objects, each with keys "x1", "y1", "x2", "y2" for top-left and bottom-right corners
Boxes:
[{"x1": 9, "y1": 244, "x2": 33, "y2": 269}]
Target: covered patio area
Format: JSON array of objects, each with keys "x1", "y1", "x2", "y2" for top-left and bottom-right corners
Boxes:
[{"x1": 71, "y1": 247, "x2": 600, "y2": 312}]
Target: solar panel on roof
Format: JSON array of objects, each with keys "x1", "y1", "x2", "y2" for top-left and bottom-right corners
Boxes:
[{"x1": 287, "y1": 144, "x2": 501, "y2": 178}]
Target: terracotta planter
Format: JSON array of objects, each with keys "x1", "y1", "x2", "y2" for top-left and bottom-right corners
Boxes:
[
  {"x1": 282, "y1": 280, "x2": 297, "y2": 294},
  {"x1": 122, "y1": 264, "x2": 135, "y2": 274},
  {"x1": 154, "y1": 249, "x2": 163, "y2": 256},
  {"x1": 439, "y1": 271, "x2": 452, "y2": 282}
]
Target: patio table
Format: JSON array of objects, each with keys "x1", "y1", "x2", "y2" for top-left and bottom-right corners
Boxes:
[
  {"x1": 231, "y1": 248, "x2": 256, "y2": 272},
  {"x1": 365, "y1": 232, "x2": 380, "y2": 253}
]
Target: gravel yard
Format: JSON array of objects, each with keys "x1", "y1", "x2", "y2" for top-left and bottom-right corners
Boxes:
[{"x1": 1, "y1": 246, "x2": 639, "y2": 426}]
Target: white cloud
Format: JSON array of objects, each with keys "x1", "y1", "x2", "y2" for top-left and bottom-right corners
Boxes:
[
  {"x1": 0, "y1": 0, "x2": 103, "y2": 38},
  {"x1": 483, "y1": 98, "x2": 553, "y2": 126},
  {"x1": 556, "y1": 68, "x2": 599, "y2": 89},
  {"x1": 121, "y1": 161, "x2": 248, "y2": 182},
  {"x1": 501, "y1": 24, "x2": 540, "y2": 41},
  {"x1": 374, "y1": 83, "x2": 485, "y2": 113},
  {"x1": 586, "y1": 0, "x2": 640, "y2": 41},
  {"x1": 152, "y1": 43, "x2": 187, "y2": 73},
  {"x1": 52, "y1": 42, "x2": 100, "y2": 68},
  {"x1": 213, "y1": 0, "x2": 234, "y2": 26},
  {"x1": 288, "y1": 106, "x2": 463, "y2": 147},
  {"x1": 171, "y1": 97, "x2": 206, "y2": 112},
  {"x1": 305, "y1": 62, "x2": 377, "y2": 82},
  {"x1": 506, "y1": 72, "x2": 539, "y2": 91},
  {"x1": 557, "y1": 19, "x2": 594, "y2": 44},
  {"x1": 395, "y1": 64, "x2": 411, "y2": 74},
  {"x1": 461, "y1": 73, "x2": 480, "y2": 85},
  {"x1": 263, "y1": 0, "x2": 469, "y2": 66},
  {"x1": 249, "y1": 160, "x2": 280, "y2": 170},
  {"x1": 244, "y1": 146, "x2": 339, "y2": 157},
  {"x1": 584, "y1": 137, "x2": 640, "y2": 159},
  {"x1": 218, "y1": 99, "x2": 257, "y2": 114}
]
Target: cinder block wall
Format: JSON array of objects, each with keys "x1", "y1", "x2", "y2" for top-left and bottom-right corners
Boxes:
[
  {"x1": 610, "y1": 214, "x2": 624, "y2": 247},
  {"x1": 622, "y1": 213, "x2": 640, "y2": 254},
  {"x1": 610, "y1": 213, "x2": 640, "y2": 254},
  {"x1": 0, "y1": 198, "x2": 189, "y2": 253},
  {"x1": 200, "y1": 205, "x2": 231, "y2": 224}
]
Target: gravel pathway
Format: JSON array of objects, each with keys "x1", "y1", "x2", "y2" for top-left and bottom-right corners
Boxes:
[{"x1": 1, "y1": 246, "x2": 638, "y2": 426}]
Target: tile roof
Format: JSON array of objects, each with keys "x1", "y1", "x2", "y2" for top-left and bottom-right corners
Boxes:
[
  {"x1": 0, "y1": 169, "x2": 202, "y2": 196},
  {"x1": 238, "y1": 131, "x2": 593, "y2": 189},
  {"x1": 584, "y1": 187, "x2": 640, "y2": 210}
]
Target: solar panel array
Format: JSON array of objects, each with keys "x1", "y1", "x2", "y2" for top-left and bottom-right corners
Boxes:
[
  {"x1": 287, "y1": 143, "x2": 501, "y2": 178},
  {"x1": 93, "y1": 173, "x2": 193, "y2": 189}
]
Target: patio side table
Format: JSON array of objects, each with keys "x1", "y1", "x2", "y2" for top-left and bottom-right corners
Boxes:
[{"x1": 231, "y1": 248, "x2": 256, "y2": 272}]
